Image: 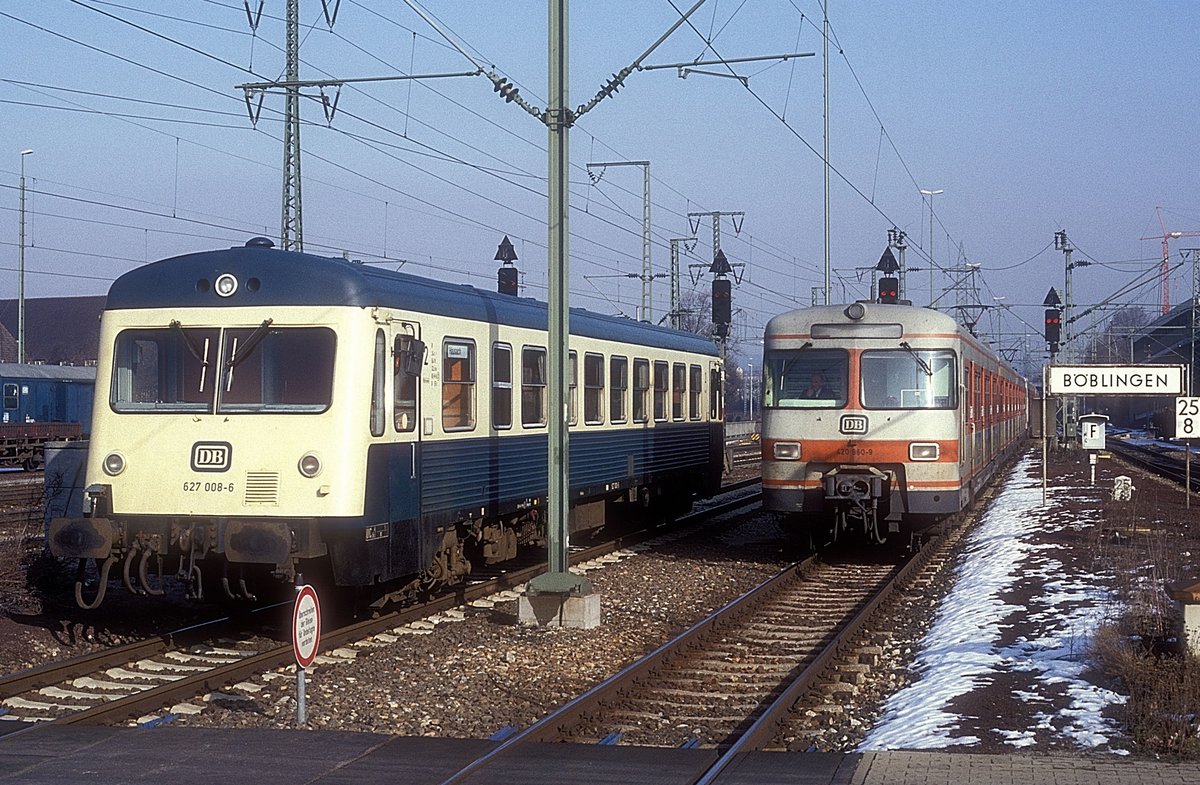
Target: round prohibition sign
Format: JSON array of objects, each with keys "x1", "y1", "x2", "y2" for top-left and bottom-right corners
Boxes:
[{"x1": 292, "y1": 584, "x2": 321, "y2": 669}]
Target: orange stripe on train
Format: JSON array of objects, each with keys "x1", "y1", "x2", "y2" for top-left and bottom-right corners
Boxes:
[{"x1": 762, "y1": 439, "x2": 960, "y2": 463}]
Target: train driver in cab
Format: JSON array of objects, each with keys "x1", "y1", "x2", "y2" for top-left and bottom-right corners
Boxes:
[{"x1": 800, "y1": 372, "x2": 835, "y2": 399}]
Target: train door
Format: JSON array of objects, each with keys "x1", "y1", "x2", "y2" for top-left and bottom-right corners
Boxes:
[
  {"x1": 391, "y1": 325, "x2": 424, "y2": 520},
  {"x1": 388, "y1": 323, "x2": 428, "y2": 575}
]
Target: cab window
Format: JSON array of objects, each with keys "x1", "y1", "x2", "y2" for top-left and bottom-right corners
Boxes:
[{"x1": 763, "y1": 348, "x2": 848, "y2": 409}]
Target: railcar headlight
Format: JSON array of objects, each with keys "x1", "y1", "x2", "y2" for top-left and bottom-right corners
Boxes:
[
  {"x1": 773, "y1": 441, "x2": 801, "y2": 460},
  {"x1": 102, "y1": 452, "x2": 126, "y2": 476},
  {"x1": 214, "y1": 273, "x2": 239, "y2": 298},
  {"x1": 298, "y1": 452, "x2": 323, "y2": 478},
  {"x1": 909, "y1": 442, "x2": 939, "y2": 461}
]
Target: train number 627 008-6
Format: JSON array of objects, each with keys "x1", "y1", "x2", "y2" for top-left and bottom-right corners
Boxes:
[{"x1": 182, "y1": 481, "x2": 235, "y2": 493}]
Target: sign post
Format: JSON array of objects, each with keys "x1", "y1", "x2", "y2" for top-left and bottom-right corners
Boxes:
[
  {"x1": 292, "y1": 582, "x2": 321, "y2": 724},
  {"x1": 1178, "y1": 396, "x2": 1200, "y2": 510}
]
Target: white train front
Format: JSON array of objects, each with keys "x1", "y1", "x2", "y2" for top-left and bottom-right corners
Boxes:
[
  {"x1": 49, "y1": 238, "x2": 724, "y2": 608},
  {"x1": 761, "y1": 300, "x2": 1027, "y2": 542}
]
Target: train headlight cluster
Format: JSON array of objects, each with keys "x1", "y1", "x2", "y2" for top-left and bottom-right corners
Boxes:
[
  {"x1": 909, "y1": 443, "x2": 940, "y2": 461},
  {"x1": 298, "y1": 452, "x2": 323, "y2": 478},
  {"x1": 772, "y1": 442, "x2": 801, "y2": 460},
  {"x1": 102, "y1": 452, "x2": 126, "y2": 476}
]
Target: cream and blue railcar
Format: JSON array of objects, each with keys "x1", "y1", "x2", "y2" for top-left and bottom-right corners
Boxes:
[
  {"x1": 50, "y1": 239, "x2": 724, "y2": 607},
  {"x1": 761, "y1": 301, "x2": 1027, "y2": 542}
]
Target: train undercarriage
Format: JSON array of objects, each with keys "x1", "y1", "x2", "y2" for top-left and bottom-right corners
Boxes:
[{"x1": 51, "y1": 481, "x2": 692, "y2": 610}]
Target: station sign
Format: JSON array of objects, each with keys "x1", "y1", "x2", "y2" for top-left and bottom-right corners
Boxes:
[{"x1": 1047, "y1": 365, "x2": 1185, "y2": 396}]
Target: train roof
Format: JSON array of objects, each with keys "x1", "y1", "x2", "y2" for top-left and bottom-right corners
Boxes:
[
  {"x1": 105, "y1": 241, "x2": 718, "y2": 357},
  {"x1": 765, "y1": 302, "x2": 961, "y2": 336},
  {"x1": 765, "y1": 301, "x2": 1022, "y2": 377},
  {"x1": 0, "y1": 363, "x2": 96, "y2": 382}
]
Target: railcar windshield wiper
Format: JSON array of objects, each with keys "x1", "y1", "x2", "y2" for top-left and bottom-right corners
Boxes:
[
  {"x1": 899, "y1": 341, "x2": 933, "y2": 377},
  {"x1": 170, "y1": 319, "x2": 211, "y2": 392},
  {"x1": 224, "y1": 319, "x2": 274, "y2": 391}
]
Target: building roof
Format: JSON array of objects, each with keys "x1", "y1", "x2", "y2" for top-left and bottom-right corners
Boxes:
[{"x1": 0, "y1": 295, "x2": 105, "y2": 364}]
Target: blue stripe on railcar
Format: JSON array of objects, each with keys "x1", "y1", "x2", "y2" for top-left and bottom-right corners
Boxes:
[
  {"x1": 419, "y1": 424, "x2": 716, "y2": 523},
  {"x1": 328, "y1": 425, "x2": 719, "y2": 586}
]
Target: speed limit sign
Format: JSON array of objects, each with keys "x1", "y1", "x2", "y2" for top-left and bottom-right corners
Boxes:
[{"x1": 1177, "y1": 397, "x2": 1200, "y2": 438}]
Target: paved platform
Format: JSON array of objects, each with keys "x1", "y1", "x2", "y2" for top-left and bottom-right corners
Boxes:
[{"x1": 3, "y1": 727, "x2": 1200, "y2": 784}]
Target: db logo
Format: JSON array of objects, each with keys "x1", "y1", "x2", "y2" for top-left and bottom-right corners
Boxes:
[
  {"x1": 191, "y1": 442, "x2": 232, "y2": 472},
  {"x1": 840, "y1": 415, "x2": 868, "y2": 435}
]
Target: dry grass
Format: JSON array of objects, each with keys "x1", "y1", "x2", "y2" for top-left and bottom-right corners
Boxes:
[{"x1": 1089, "y1": 470, "x2": 1200, "y2": 757}]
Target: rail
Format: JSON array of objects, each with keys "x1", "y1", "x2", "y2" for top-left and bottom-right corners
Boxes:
[{"x1": 2, "y1": 482, "x2": 762, "y2": 734}]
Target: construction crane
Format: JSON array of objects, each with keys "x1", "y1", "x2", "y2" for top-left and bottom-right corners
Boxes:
[{"x1": 1141, "y1": 206, "x2": 1200, "y2": 314}]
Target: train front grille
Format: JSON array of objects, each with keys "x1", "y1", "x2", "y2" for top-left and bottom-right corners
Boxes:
[{"x1": 244, "y1": 471, "x2": 280, "y2": 506}]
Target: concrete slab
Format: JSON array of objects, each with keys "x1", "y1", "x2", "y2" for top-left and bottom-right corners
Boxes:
[{"x1": 518, "y1": 590, "x2": 601, "y2": 628}]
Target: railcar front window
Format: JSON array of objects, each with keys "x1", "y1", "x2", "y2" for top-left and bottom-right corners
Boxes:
[
  {"x1": 763, "y1": 349, "x2": 848, "y2": 409},
  {"x1": 860, "y1": 349, "x2": 957, "y2": 409},
  {"x1": 219, "y1": 327, "x2": 335, "y2": 413},
  {"x1": 112, "y1": 327, "x2": 221, "y2": 412}
]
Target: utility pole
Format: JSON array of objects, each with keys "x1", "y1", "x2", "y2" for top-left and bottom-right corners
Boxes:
[
  {"x1": 17, "y1": 149, "x2": 32, "y2": 364},
  {"x1": 920, "y1": 189, "x2": 943, "y2": 307},
  {"x1": 823, "y1": 0, "x2": 830, "y2": 304},
  {"x1": 399, "y1": 0, "x2": 803, "y2": 637},
  {"x1": 281, "y1": 0, "x2": 302, "y2": 250},
  {"x1": 239, "y1": 2, "x2": 477, "y2": 254},
  {"x1": 667, "y1": 237, "x2": 694, "y2": 329},
  {"x1": 1055, "y1": 230, "x2": 1091, "y2": 443},
  {"x1": 687, "y1": 210, "x2": 745, "y2": 261},
  {"x1": 587, "y1": 161, "x2": 652, "y2": 320},
  {"x1": 1186, "y1": 248, "x2": 1200, "y2": 396}
]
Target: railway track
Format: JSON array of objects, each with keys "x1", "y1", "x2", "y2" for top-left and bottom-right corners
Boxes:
[
  {"x1": 0, "y1": 480, "x2": 762, "y2": 734},
  {"x1": 1105, "y1": 436, "x2": 1200, "y2": 492},
  {"x1": 435, "y1": 518, "x2": 966, "y2": 785}
]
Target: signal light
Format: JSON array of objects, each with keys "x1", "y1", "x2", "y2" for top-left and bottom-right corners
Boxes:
[
  {"x1": 1044, "y1": 308, "x2": 1061, "y2": 347},
  {"x1": 878, "y1": 276, "x2": 899, "y2": 304},
  {"x1": 712, "y1": 278, "x2": 731, "y2": 327}
]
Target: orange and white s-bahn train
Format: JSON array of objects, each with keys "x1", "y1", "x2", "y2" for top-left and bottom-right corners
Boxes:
[{"x1": 761, "y1": 300, "x2": 1029, "y2": 543}]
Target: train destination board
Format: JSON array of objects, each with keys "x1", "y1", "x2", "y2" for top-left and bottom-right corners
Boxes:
[{"x1": 1047, "y1": 365, "x2": 1185, "y2": 395}]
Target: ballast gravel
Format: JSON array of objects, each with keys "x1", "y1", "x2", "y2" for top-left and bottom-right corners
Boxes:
[{"x1": 173, "y1": 511, "x2": 797, "y2": 737}]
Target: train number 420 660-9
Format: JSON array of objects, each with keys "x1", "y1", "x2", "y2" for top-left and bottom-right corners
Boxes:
[{"x1": 182, "y1": 481, "x2": 235, "y2": 493}]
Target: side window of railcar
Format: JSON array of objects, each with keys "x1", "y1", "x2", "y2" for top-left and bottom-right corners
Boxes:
[
  {"x1": 710, "y1": 365, "x2": 723, "y2": 420},
  {"x1": 393, "y1": 335, "x2": 422, "y2": 433},
  {"x1": 370, "y1": 330, "x2": 387, "y2": 437},
  {"x1": 653, "y1": 361, "x2": 669, "y2": 421},
  {"x1": 610, "y1": 356, "x2": 628, "y2": 423},
  {"x1": 689, "y1": 365, "x2": 702, "y2": 421},
  {"x1": 522, "y1": 347, "x2": 547, "y2": 427},
  {"x1": 671, "y1": 363, "x2": 686, "y2": 421},
  {"x1": 632, "y1": 359, "x2": 649, "y2": 423},
  {"x1": 2, "y1": 383, "x2": 15, "y2": 411},
  {"x1": 111, "y1": 327, "x2": 220, "y2": 412},
  {"x1": 568, "y1": 351, "x2": 578, "y2": 427},
  {"x1": 441, "y1": 340, "x2": 475, "y2": 431},
  {"x1": 492, "y1": 343, "x2": 512, "y2": 430},
  {"x1": 762, "y1": 348, "x2": 848, "y2": 409},
  {"x1": 584, "y1": 353, "x2": 604, "y2": 425},
  {"x1": 860, "y1": 349, "x2": 956, "y2": 410}
]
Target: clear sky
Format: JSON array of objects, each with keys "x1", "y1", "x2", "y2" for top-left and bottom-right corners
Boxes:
[{"x1": 2, "y1": 1, "x2": 1198, "y2": 372}]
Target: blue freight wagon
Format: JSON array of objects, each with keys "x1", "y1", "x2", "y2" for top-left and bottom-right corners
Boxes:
[{"x1": 0, "y1": 363, "x2": 95, "y2": 470}]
